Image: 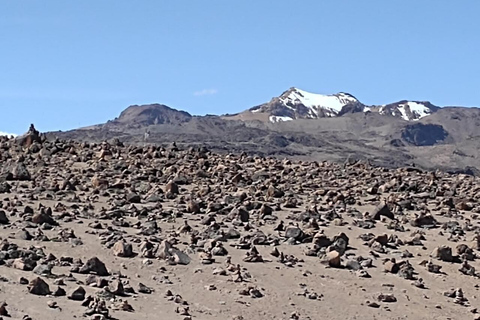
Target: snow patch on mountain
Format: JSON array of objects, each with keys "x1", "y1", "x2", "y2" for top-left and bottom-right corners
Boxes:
[
  {"x1": 270, "y1": 115, "x2": 293, "y2": 123},
  {"x1": 402, "y1": 101, "x2": 432, "y2": 119},
  {"x1": 279, "y1": 88, "x2": 359, "y2": 118},
  {"x1": 243, "y1": 87, "x2": 439, "y2": 123},
  {"x1": 0, "y1": 131, "x2": 17, "y2": 137},
  {"x1": 397, "y1": 105, "x2": 409, "y2": 121},
  {"x1": 380, "y1": 101, "x2": 435, "y2": 121},
  {"x1": 248, "y1": 87, "x2": 363, "y2": 123}
]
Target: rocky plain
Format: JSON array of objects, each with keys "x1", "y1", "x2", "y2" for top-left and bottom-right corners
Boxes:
[{"x1": 0, "y1": 125, "x2": 478, "y2": 320}]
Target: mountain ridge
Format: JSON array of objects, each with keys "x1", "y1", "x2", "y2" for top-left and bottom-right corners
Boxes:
[
  {"x1": 227, "y1": 87, "x2": 440, "y2": 123},
  {"x1": 47, "y1": 87, "x2": 480, "y2": 175}
]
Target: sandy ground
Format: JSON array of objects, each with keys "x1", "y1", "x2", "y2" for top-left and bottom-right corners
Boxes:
[{"x1": 0, "y1": 137, "x2": 478, "y2": 320}]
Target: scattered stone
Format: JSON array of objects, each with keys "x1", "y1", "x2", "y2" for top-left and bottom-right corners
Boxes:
[
  {"x1": 0, "y1": 302, "x2": 9, "y2": 316},
  {"x1": 138, "y1": 283, "x2": 153, "y2": 294},
  {"x1": 372, "y1": 203, "x2": 394, "y2": 220},
  {"x1": 107, "y1": 280, "x2": 125, "y2": 296},
  {"x1": 52, "y1": 286, "x2": 67, "y2": 297},
  {"x1": 431, "y1": 246, "x2": 454, "y2": 262},
  {"x1": 78, "y1": 257, "x2": 109, "y2": 276},
  {"x1": 384, "y1": 260, "x2": 399, "y2": 274},
  {"x1": 28, "y1": 277, "x2": 51, "y2": 296},
  {"x1": 322, "y1": 251, "x2": 341, "y2": 268},
  {"x1": 68, "y1": 286, "x2": 86, "y2": 301},
  {"x1": 377, "y1": 293, "x2": 397, "y2": 303},
  {"x1": 12, "y1": 162, "x2": 31, "y2": 181},
  {"x1": 112, "y1": 240, "x2": 134, "y2": 258},
  {"x1": 0, "y1": 128, "x2": 478, "y2": 320},
  {"x1": 0, "y1": 211, "x2": 9, "y2": 225}
]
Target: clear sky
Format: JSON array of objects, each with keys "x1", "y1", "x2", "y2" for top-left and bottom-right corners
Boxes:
[{"x1": 1, "y1": 1, "x2": 479, "y2": 134}]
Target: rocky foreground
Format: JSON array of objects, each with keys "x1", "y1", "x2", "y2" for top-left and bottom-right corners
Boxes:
[{"x1": 0, "y1": 129, "x2": 478, "y2": 320}]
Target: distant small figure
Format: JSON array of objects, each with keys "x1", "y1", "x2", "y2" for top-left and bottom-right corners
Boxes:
[
  {"x1": 16, "y1": 123, "x2": 42, "y2": 148},
  {"x1": 144, "y1": 130, "x2": 150, "y2": 143},
  {"x1": 28, "y1": 124, "x2": 38, "y2": 135}
]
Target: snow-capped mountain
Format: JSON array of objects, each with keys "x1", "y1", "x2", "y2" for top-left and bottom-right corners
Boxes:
[
  {"x1": 241, "y1": 88, "x2": 440, "y2": 123},
  {"x1": 249, "y1": 87, "x2": 365, "y2": 123},
  {"x1": 366, "y1": 101, "x2": 440, "y2": 121}
]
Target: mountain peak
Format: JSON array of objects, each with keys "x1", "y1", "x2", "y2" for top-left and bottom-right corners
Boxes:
[
  {"x1": 110, "y1": 104, "x2": 192, "y2": 127},
  {"x1": 239, "y1": 87, "x2": 442, "y2": 123},
  {"x1": 248, "y1": 87, "x2": 364, "y2": 122},
  {"x1": 280, "y1": 88, "x2": 359, "y2": 107},
  {"x1": 370, "y1": 100, "x2": 440, "y2": 121}
]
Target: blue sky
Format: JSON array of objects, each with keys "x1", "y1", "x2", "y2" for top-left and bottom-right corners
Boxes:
[{"x1": 1, "y1": 1, "x2": 479, "y2": 134}]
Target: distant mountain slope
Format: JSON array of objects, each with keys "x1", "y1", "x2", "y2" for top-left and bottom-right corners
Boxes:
[{"x1": 48, "y1": 88, "x2": 480, "y2": 174}]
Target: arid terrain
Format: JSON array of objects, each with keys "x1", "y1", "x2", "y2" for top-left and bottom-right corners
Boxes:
[{"x1": 0, "y1": 126, "x2": 479, "y2": 320}]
